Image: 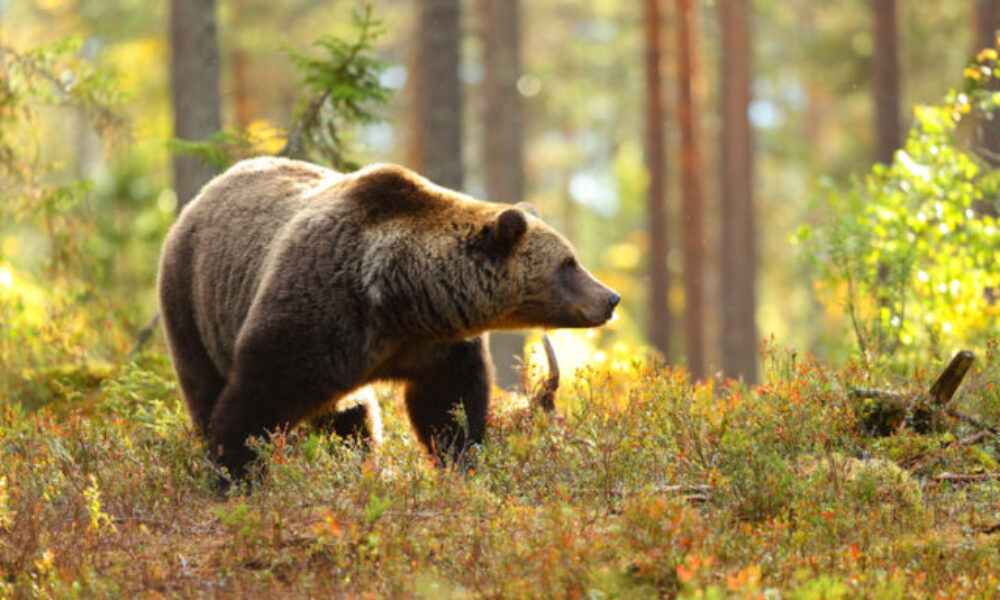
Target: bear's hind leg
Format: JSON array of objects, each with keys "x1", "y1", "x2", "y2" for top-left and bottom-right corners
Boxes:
[
  {"x1": 311, "y1": 386, "x2": 384, "y2": 447},
  {"x1": 159, "y1": 242, "x2": 227, "y2": 436},
  {"x1": 160, "y1": 310, "x2": 226, "y2": 436},
  {"x1": 404, "y1": 338, "x2": 491, "y2": 465}
]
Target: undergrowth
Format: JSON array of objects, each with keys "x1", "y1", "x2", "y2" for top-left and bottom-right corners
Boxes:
[{"x1": 2, "y1": 343, "x2": 1000, "y2": 598}]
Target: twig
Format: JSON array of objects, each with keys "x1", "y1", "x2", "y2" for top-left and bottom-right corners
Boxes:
[
  {"x1": 110, "y1": 514, "x2": 180, "y2": 532},
  {"x1": 276, "y1": 91, "x2": 330, "y2": 160},
  {"x1": 959, "y1": 431, "x2": 994, "y2": 446},
  {"x1": 979, "y1": 522, "x2": 1000, "y2": 534},
  {"x1": 128, "y1": 311, "x2": 161, "y2": 360},
  {"x1": 933, "y1": 472, "x2": 1000, "y2": 484},
  {"x1": 590, "y1": 484, "x2": 712, "y2": 504},
  {"x1": 0, "y1": 43, "x2": 124, "y2": 132},
  {"x1": 946, "y1": 407, "x2": 1000, "y2": 436},
  {"x1": 532, "y1": 333, "x2": 560, "y2": 412}
]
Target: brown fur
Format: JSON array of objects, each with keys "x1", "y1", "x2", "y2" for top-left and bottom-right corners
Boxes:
[{"x1": 158, "y1": 157, "x2": 619, "y2": 477}]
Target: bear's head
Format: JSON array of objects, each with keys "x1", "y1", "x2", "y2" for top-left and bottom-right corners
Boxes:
[{"x1": 479, "y1": 204, "x2": 620, "y2": 330}]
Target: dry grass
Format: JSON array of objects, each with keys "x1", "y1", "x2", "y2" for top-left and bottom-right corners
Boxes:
[{"x1": 3, "y1": 345, "x2": 1000, "y2": 598}]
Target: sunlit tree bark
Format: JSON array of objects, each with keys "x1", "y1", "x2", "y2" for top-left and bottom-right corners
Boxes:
[
  {"x1": 719, "y1": 0, "x2": 757, "y2": 383},
  {"x1": 872, "y1": 0, "x2": 900, "y2": 165},
  {"x1": 481, "y1": 0, "x2": 525, "y2": 389},
  {"x1": 413, "y1": 0, "x2": 463, "y2": 189},
  {"x1": 974, "y1": 0, "x2": 1000, "y2": 164},
  {"x1": 170, "y1": 0, "x2": 222, "y2": 212},
  {"x1": 675, "y1": 0, "x2": 705, "y2": 379},
  {"x1": 644, "y1": 0, "x2": 670, "y2": 359}
]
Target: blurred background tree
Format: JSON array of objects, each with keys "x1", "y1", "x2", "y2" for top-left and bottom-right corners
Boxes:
[
  {"x1": 479, "y1": 0, "x2": 527, "y2": 390},
  {"x1": 4, "y1": 0, "x2": 1000, "y2": 406},
  {"x1": 169, "y1": 0, "x2": 222, "y2": 212}
]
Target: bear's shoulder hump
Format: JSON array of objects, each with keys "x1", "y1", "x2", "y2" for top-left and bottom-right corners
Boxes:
[{"x1": 340, "y1": 163, "x2": 449, "y2": 217}]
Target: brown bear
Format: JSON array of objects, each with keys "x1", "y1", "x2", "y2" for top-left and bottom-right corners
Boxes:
[{"x1": 158, "y1": 157, "x2": 619, "y2": 478}]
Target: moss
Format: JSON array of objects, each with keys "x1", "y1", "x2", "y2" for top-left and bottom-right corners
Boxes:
[
  {"x1": 10, "y1": 362, "x2": 116, "y2": 412},
  {"x1": 800, "y1": 453, "x2": 923, "y2": 517}
]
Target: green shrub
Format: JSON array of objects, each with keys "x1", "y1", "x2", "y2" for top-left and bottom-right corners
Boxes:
[{"x1": 797, "y1": 45, "x2": 1000, "y2": 367}]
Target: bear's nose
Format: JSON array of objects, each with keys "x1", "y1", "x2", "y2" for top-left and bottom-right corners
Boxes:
[{"x1": 608, "y1": 293, "x2": 621, "y2": 310}]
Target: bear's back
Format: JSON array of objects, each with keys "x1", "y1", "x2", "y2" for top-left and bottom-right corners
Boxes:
[{"x1": 164, "y1": 158, "x2": 346, "y2": 374}]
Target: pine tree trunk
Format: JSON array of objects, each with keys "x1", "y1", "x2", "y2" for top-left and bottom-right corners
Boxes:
[
  {"x1": 644, "y1": 0, "x2": 670, "y2": 359},
  {"x1": 481, "y1": 0, "x2": 525, "y2": 390},
  {"x1": 974, "y1": 0, "x2": 1000, "y2": 165},
  {"x1": 231, "y1": 0, "x2": 253, "y2": 128},
  {"x1": 170, "y1": 0, "x2": 222, "y2": 212},
  {"x1": 675, "y1": 0, "x2": 705, "y2": 379},
  {"x1": 975, "y1": 0, "x2": 1000, "y2": 51},
  {"x1": 718, "y1": 0, "x2": 757, "y2": 383},
  {"x1": 872, "y1": 0, "x2": 900, "y2": 165},
  {"x1": 415, "y1": 0, "x2": 464, "y2": 190}
]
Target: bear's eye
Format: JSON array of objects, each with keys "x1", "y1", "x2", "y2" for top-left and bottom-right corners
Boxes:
[{"x1": 560, "y1": 257, "x2": 577, "y2": 270}]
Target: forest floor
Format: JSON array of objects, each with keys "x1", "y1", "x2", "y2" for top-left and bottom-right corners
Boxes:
[{"x1": 3, "y1": 344, "x2": 1000, "y2": 599}]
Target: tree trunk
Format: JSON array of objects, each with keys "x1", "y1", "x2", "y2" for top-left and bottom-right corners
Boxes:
[
  {"x1": 974, "y1": 0, "x2": 1000, "y2": 165},
  {"x1": 644, "y1": 0, "x2": 670, "y2": 359},
  {"x1": 872, "y1": 0, "x2": 900, "y2": 165},
  {"x1": 170, "y1": 0, "x2": 222, "y2": 212},
  {"x1": 480, "y1": 0, "x2": 525, "y2": 390},
  {"x1": 231, "y1": 0, "x2": 253, "y2": 128},
  {"x1": 675, "y1": 0, "x2": 705, "y2": 379},
  {"x1": 414, "y1": 0, "x2": 464, "y2": 190},
  {"x1": 974, "y1": 0, "x2": 1000, "y2": 55},
  {"x1": 718, "y1": 0, "x2": 757, "y2": 383}
]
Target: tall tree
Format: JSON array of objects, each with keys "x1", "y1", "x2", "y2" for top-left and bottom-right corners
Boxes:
[
  {"x1": 675, "y1": 0, "x2": 705, "y2": 379},
  {"x1": 644, "y1": 0, "x2": 670, "y2": 358},
  {"x1": 413, "y1": 0, "x2": 463, "y2": 189},
  {"x1": 480, "y1": 0, "x2": 525, "y2": 390},
  {"x1": 718, "y1": 0, "x2": 757, "y2": 383},
  {"x1": 170, "y1": 0, "x2": 222, "y2": 212},
  {"x1": 975, "y1": 0, "x2": 1000, "y2": 52},
  {"x1": 974, "y1": 0, "x2": 1000, "y2": 164},
  {"x1": 230, "y1": 0, "x2": 253, "y2": 128},
  {"x1": 872, "y1": 0, "x2": 900, "y2": 164}
]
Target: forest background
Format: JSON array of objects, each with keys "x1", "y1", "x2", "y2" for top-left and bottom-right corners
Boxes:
[
  {"x1": 9, "y1": 1, "x2": 1000, "y2": 597},
  {"x1": 4, "y1": 0, "x2": 1000, "y2": 389}
]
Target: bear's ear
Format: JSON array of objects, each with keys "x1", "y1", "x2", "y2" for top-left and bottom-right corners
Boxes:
[
  {"x1": 493, "y1": 208, "x2": 528, "y2": 256},
  {"x1": 515, "y1": 201, "x2": 541, "y2": 219}
]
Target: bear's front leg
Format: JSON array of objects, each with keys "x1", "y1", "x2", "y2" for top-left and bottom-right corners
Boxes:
[{"x1": 404, "y1": 337, "x2": 492, "y2": 466}]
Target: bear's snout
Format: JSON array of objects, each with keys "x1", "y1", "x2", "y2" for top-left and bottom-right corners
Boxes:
[
  {"x1": 602, "y1": 291, "x2": 621, "y2": 321},
  {"x1": 592, "y1": 287, "x2": 620, "y2": 324},
  {"x1": 576, "y1": 275, "x2": 620, "y2": 327},
  {"x1": 608, "y1": 292, "x2": 621, "y2": 311}
]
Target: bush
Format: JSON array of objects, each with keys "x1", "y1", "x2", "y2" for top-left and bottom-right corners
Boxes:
[{"x1": 797, "y1": 45, "x2": 1000, "y2": 368}]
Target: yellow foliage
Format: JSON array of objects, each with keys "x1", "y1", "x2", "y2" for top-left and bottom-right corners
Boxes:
[
  {"x1": 103, "y1": 37, "x2": 165, "y2": 93},
  {"x1": 605, "y1": 242, "x2": 641, "y2": 271},
  {"x1": 246, "y1": 119, "x2": 287, "y2": 155}
]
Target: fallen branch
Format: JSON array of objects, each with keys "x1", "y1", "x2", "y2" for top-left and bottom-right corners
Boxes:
[
  {"x1": 946, "y1": 407, "x2": 1000, "y2": 436},
  {"x1": 850, "y1": 350, "x2": 1000, "y2": 437},
  {"x1": 597, "y1": 484, "x2": 712, "y2": 505},
  {"x1": 929, "y1": 350, "x2": 975, "y2": 406},
  {"x1": 959, "y1": 431, "x2": 994, "y2": 446},
  {"x1": 933, "y1": 472, "x2": 1000, "y2": 484},
  {"x1": 851, "y1": 388, "x2": 905, "y2": 402}
]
